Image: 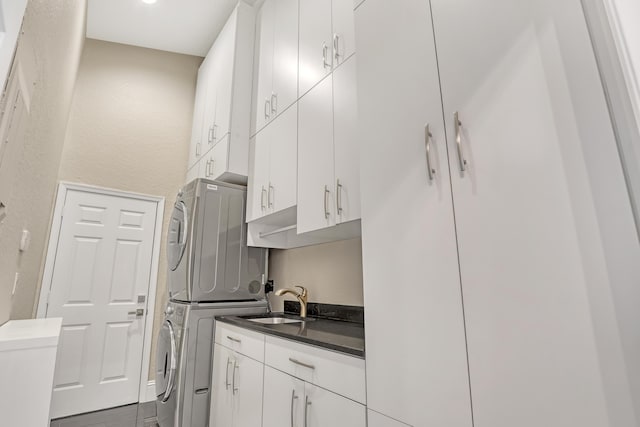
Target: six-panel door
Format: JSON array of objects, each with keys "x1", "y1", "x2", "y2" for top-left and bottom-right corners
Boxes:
[{"x1": 46, "y1": 189, "x2": 158, "y2": 418}]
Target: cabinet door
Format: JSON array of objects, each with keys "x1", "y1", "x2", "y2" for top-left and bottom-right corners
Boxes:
[
  {"x1": 254, "y1": 0, "x2": 275, "y2": 133},
  {"x1": 271, "y1": 0, "x2": 298, "y2": 117},
  {"x1": 432, "y1": 1, "x2": 624, "y2": 426},
  {"x1": 268, "y1": 104, "x2": 298, "y2": 214},
  {"x1": 189, "y1": 62, "x2": 209, "y2": 168},
  {"x1": 247, "y1": 135, "x2": 270, "y2": 221},
  {"x1": 262, "y1": 366, "x2": 305, "y2": 427},
  {"x1": 304, "y1": 383, "x2": 365, "y2": 427},
  {"x1": 201, "y1": 51, "x2": 218, "y2": 151},
  {"x1": 213, "y1": 8, "x2": 237, "y2": 141},
  {"x1": 297, "y1": 75, "x2": 335, "y2": 233},
  {"x1": 355, "y1": 1, "x2": 472, "y2": 426},
  {"x1": 210, "y1": 344, "x2": 234, "y2": 427},
  {"x1": 232, "y1": 354, "x2": 263, "y2": 427},
  {"x1": 298, "y1": 0, "x2": 332, "y2": 96},
  {"x1": 332, "y1": 0, "x2": 356, "y2": 66},
  {"x1": 332, "y1": 55, "x2": 359, "y2": 224},
  {"x1": 209, "y1": 136, "x2": 230, "y2": 181}
]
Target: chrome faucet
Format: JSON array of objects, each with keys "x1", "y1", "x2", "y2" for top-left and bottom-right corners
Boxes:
[{"x1": 274, "y1": 285, "x2": 309, "y2": 318}]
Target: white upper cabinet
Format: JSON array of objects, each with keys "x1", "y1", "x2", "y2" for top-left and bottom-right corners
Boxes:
[
  {"x1": 188, "y1": 58, "x2": 211, "y2": 168},
  {"x1": 187, "y1": 1, "x2": 256, "y2": 184},
  {"x1": 253, "y1": 0, "x2": 298, "y2": 135},
  {"x1": 297, "y1": 54, "x2": 360, "y2": 235},
  {"x1": 253, "y1": 0, "x2": 275, "y2": 133},
  {"x1": 299, "y1": 0, "x2": 355, "y2": 96},
  {"x1": 355, "y1": 1, "x2": 472, "y2": 426},
  {"x1": 298, "y1": 74, "x2": 336, "y2": 233},
  {"x1": 332, "y1": 0, "x2": 356, "y2": 66},
  {"x1": 247, "y1": 104, "x2": 298, "y2": 222},
  {"x1": 332, "y1": 56, "x2": 360, "y2": 224},
  {"x1": 271, "y1": 0, "x2": 299, "y2": 119},
  {"x1": 299, "y1": 0, "x2": 333, "y2": 96}
]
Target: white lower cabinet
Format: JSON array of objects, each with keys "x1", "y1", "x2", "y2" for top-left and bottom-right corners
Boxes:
[
  {"x1": 212, "y1": 322, "x2": 366, "y2": 427},
  {"x1": 304, "y1": 382, "x2": 366, "y2": 427},
  {"x1": 262, "y1": 366, "x2": 305, "y2": 427},
  {"x1": 210, "y1": 343, "x2": 264, "y2": 427},
  {"x1": 262, "y1": 365, "x2": 366, "y2": 427}
]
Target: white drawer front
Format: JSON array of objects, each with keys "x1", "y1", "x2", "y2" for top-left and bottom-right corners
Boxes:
[
  {"x1": 215, "y1": 322, "x2": 265, "y2": 362},
  {"x1": 264, "y1": 335, "x2": 366, "y2": 404}
]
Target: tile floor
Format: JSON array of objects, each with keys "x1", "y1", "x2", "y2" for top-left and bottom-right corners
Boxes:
[{"x1": 50, "y1": 402, "x2": 158, "y2": 427}]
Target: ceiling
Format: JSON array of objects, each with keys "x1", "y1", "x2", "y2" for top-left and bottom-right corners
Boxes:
[{"x1": 86, "y1": 0, "x2": 251, "y2": 57}]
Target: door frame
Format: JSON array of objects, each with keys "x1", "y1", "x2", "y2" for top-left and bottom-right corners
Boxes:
[{"x1": 36, "y1": 181, "x2": 165, "y2": 404}]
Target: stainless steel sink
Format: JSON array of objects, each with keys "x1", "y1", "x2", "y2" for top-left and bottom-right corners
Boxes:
[{"x1": 246, "y1": 316, "x2": 304, "y2": 325}]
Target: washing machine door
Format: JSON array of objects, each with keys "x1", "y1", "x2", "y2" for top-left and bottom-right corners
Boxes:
[
  {"x1": 167, "y1": 201, "x2": 188, "y2": 271},
  {"x1": 156, "y1": 320, "x2": 177, "y2": 402}
]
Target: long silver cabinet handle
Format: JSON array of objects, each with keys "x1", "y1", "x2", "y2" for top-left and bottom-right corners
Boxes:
[
  {"x1": 425, "y1": 124, "x2": 436, "y2": 180},
  {"x1": 232, "y1": 360, "x2": 239, "y2": 395},
  {"x1": 227, "y1": 335, "x2": 242, "y2": 343},
  {"x1": 196, "y1": 142, "x2": 201, "y2": 157},
  {"x1": 271, "y1": 92, "x2": 278, "y2": 115},
  {"x1": 336, "y1": 179, "x2": 343, "y2": 214},
  {"x1": 261, "y1": 186, "x2": 267, "y2": 210},
  {"x1": 264, "y1": 98, "x2": 271, "y2": 120},
  {"x1": 290, "y1": 389, "x2": 298, "y2": 427},
  {"x1": 268, "y1": 183, "x2": 274, "y2": 208},
  {"x1": 209, "y1": 158, "x2": 214, "y2": 176},
  {"x1": 324, "y1": 186, "x2": 330, "y2": 219},
  {"x1": 289, "y1": 357, "x2": 316, "y2": 370},
  {"x1": 454, "y1": 112, "x2": 467, "y2": 172},
  {"x1": 322, "y1": 43, "x2": 330, "y2": 69},
  {"x1": 208, "y1": 126, "x2": 214, "y2": 143},
  {"x1": 225, "y1": 357, "x2": 232, "y2": 390},
  {"x1": 333, "y1": 33, "x2": 340, "y2": 62},
  {"x1": 304, "y1": 396, "x2": 311, "y2": 427},
  {"x1": 205, "y1": 160, "x2": 211, "y2": 177}
]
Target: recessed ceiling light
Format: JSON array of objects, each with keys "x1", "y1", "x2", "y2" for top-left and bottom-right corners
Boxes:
[{"x1": 142, "y1": 0, "x2": 157, "y2": 4}]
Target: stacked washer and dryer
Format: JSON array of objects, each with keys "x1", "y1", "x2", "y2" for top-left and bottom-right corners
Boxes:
[{"x1": 155, "y1": 179, "x2": 268, "y2": 427}]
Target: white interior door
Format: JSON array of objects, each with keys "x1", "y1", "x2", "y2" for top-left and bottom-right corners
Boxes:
[{"x1": 44, "y1": 187, "x2": 159, "y2": 418}]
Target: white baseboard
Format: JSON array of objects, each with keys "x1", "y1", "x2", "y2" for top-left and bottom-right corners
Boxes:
[{"x1": 142, "y1": 380, "x2": 156, "y2": 403}]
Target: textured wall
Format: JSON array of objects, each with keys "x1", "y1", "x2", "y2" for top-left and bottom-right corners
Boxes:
[
  {"x1": 56, "y1": 39, "x2": 201, "y2": 380},
  {"x1": 268, "y1": 238, "x2": 364, "y2": 312},
  {"x1": 0, "y1": 0, "x2": 87, "y2": 324}
]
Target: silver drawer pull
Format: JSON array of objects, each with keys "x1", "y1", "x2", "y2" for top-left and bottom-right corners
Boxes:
[
  {"x1": 289, "y1": 357, "x2": 315, "y2": 370},
  {"x1": 227, "y1": 335, "x2": 242, "y2": 343},
  {"x1": 425, "y1": 124, "x2": 436, "y2": 181}
]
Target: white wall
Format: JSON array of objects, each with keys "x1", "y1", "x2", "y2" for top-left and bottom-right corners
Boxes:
[
  {"x1": 0, "y1": 0, "x2": 86, "y2": 325},
  {"x1": 54, "y1": 38, "x2": 201, "y2": 379}
]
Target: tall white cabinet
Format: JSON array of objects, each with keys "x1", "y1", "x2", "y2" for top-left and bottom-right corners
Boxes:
[
  {"x1": 186, "y1": 1, "x2": 256, "y2": 184},
  {"x1": 356, "y1": 0, "x2": 640, "y2": 426},
  {"x1": 355, "y1": 0, "x2": 472, "y2": 425}
]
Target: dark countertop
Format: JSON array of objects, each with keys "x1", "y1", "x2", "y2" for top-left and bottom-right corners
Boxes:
[{"x1": 216, "y1": 312, "x2": 365, "y2": 358}]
